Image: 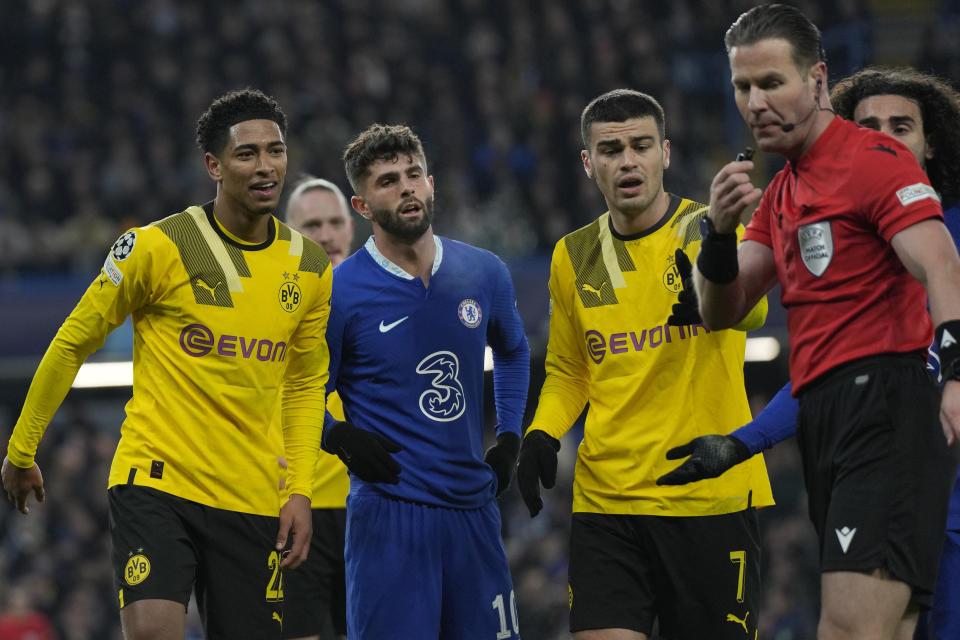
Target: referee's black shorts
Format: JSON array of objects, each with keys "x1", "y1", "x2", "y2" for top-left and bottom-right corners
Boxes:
[{"x1": 797, "y1": 352, "x2": 960, "y2": 609}]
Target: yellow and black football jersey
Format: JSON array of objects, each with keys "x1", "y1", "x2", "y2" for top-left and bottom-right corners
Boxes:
[
  {"x1": 530, "y1": 195, "x2": 773, "y2": 517},
  {"x1": 8, "y1": 203, "x2": 332, "y2": 516}
]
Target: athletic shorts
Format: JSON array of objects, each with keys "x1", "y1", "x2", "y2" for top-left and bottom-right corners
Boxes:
[
  {"x1": 282, "y1": 508, "x2": 347, "y2": 639},
  {"x1": 108, "y1": 485, "x2": 283, "y2": 639},
  {"x1": 796, "y1": 353, "x2": 959, "y2": 609},
  {"x1": 568, "y1": 509, "x2": 761, "y2": 638},
  {"x1": 345, "y1": 493, "x2": 518, "y2": 640}
]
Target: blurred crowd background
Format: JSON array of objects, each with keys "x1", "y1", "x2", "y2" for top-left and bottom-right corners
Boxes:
[{"x1": 1, "y1": 0, "x2": 958, "y2": 638}]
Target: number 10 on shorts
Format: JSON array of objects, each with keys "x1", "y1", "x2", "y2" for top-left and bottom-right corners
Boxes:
[{"x1": 493, "y1": 590, "x2": 519, "y2": 638}]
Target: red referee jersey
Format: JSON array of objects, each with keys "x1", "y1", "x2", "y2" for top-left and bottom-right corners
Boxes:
[{"x1": 744, "y1": 117, "x2": 942, "y2": 392}]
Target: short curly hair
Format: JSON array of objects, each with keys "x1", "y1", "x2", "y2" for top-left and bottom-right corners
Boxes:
[
  {"x1": 342, "y1": 124, "x2": 426, "y2": 192},
  {"x1": 195, "y1": 88, "x2": 288, "y2": 155},
  {"x1": 831, "y1": 67, "x2": 960, "y2": 203}
]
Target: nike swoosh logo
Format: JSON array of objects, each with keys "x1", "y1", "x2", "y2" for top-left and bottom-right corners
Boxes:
[{"x1": 379, "y1": 316, "x2": 409, "y2": 333}]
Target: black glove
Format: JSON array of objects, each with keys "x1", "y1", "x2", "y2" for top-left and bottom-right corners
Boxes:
[
  {"x1": 666, "y1": 248, "x2": 703, "y2": 326},
  {"x1": 516, "y1": 430, "x2": 561, "y2": 517},
  {"x1": 323, "y1": 421, "x2": 402, "y2": 484},
  {"x1": 656, "y1": 435, "x2": 751, "y2": 486},
  {"x1": 484, "y1": 432, "x2": 520, "y2": 497}
]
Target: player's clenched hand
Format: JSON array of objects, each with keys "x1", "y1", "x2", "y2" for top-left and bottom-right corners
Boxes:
[
  {"x1": 484, "y1": 432, "x2": 520, "y2": 497},
  {"x1": 277, "y1": 493, "x2": 312, "y2": 569},
  {"x1": 324, "y1": 421, "x2": 402, "y2": 484},
  {"x1": 667, "y1": 248, "x2": 702, "y2": 326},
  {"x1": 656, "y1": 435, "x2": 751, "y2": 485},
  {"x1": 940, "y1": 380, "x2": 960, "y2": 446},
  {"x1": 2, "y1": 457, "x2": 45, "y2": 515},
  {"x1": 516, "y1": 430, "x2": 560, "y2": 517},
  {"x1": 708, "y1": 159, "x2": 762, "y2": 234}
]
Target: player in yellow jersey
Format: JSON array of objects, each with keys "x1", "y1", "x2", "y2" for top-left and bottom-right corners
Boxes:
[
  {"x1": 516, "y1": 89, "x2": 773, "y2": 639},
  {"x1": 1, "y1": 89, "x2": 332, "y2": 640},
  {"x1": 282, "y1": 176, "x2": 354, "y2": 640}
]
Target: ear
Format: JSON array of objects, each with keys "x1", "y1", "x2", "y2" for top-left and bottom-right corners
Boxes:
[
  {"x1": 662, "y1": 139, "x2": 671, "y2": 170},
  {"x1": 925, "y1": 138, "x2": 936, "y2": 162},
  {"x1": 204, "y1": 152, "x2": 222, "y2": 181},
  {"x1": 581, "y1": 149, "x2": 594, "y2": 179},
  {"x1": 351, "y1": 194, "x2": 372, "y2": 221},
  {"x1": 809, "y1": 62, "x2": 827, "y2": 95}
]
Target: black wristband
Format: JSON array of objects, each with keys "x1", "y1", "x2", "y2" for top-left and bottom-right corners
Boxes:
[
  {"x1": 697, "y1": 215, "x2": 739, "y2": 284},
  {"x1": 936, "y1": 320, "x2": 960, "y2": 381}
]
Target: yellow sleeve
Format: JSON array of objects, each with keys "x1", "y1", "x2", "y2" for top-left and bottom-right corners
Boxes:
[
  {"x1": 529, "y1": 244, "x2": 590, "y2": 440},
  {"x1": 280, "y1": 262, "x2": 332, "y2": 498},
  {"x1": 7, "y1": 230, "x2": 150, "y2": 467},
  {"x1": 733, "y1": 295, "x2": 768, "y2": 331}
]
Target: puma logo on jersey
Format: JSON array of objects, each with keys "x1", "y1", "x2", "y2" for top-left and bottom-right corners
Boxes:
[
  {"x1": 581, "y1": 282, "x2": 607, "y2": 298},
  {"x1": 726, "y1": 611, "x2": 749, "y2": 633},
  {"x1": 195, "y1": 278, "x2": 222, "y2": 297},
  {"x1": 272, "y1": 611, "x2": 282, "y2": 626}
]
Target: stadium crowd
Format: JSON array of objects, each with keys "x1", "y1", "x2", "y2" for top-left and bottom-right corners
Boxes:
[{"x1": 2, "y1": 0, "x2": 959, "y2": 639}]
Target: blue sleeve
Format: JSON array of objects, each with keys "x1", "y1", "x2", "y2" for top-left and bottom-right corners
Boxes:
[
  {"x1": 487, "y1": 258, "x2": 530, "y2": 437},
  {"x1": 730, "y1": 382, "x2": 797, "y2": 454}
]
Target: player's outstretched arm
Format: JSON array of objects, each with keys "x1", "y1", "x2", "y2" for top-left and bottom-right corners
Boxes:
[
  {"x1": 657, "y1": 382, "x2": 797, "y2": 485},
  {"x1": 516, "y1": 430, "x2": 561, "y2": 517},
  {"x1": 656, "y1": 436, "x2": 750, "y2": 485},
  {"x1": 484, "y1": 432, "x2": 520, "y2": 497},
  {"x1": 322, "y1": 420, "x2": 402, "y2": 484},
  {"x1": 277, "y1": 493, "x2": 312, "y2": 569},
  {"x1": 2, "y1": 457, "x2": 45, "y2": 515}
]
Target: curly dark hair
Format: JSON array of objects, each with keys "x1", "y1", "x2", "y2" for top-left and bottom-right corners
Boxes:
[
  {"x1": 195, "y1": 88, "x2": 288, "y2": 155},
  {"x1": 342, "y1": 124, "x2": 426, "y2": 192},
  {"x1": 580, "y1": 89, "x2": 666, "y2": 148},
  {"x1": 831, "y1": 67, "x2": 960, "y2": 203}
]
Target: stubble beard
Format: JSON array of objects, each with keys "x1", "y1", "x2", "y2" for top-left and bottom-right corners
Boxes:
[{"x1": 371, "y1": 195, "x2": 435, "y2": 242}]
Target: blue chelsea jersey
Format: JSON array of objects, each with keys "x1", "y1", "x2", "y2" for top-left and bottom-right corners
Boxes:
[{"x1": 326, "y1": 235, "x2": 529, "y2": 508}]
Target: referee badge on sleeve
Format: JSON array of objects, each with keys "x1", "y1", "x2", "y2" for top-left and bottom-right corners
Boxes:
[{"x1": 798, "y1": 221, "x2": 833, "y2": 277}]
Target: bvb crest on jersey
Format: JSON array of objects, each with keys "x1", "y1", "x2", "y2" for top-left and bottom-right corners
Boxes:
[
  {"x1": 279, "y1": 272, "x2": 302, "y2": 313},
  {"x1": 662, "y1": 253, "x2": 683, "y2": 294}
]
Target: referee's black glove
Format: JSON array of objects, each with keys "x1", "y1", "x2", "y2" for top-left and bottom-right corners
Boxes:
[
  {"x1": 666, "y1": 248, "x2": 703, "y2": 327},
  {"x1": 484, "y1": 432, "x2": 520, "y2": 497},
  {"x1": 516, "y1": 430, "x2": 561, "y2": 517},
  {"x1": 656, "y1": 435, "x2": 750, "y2": 486},
  {"x1": 323, "y1": 421, "x2": 402, "y2": 484}
]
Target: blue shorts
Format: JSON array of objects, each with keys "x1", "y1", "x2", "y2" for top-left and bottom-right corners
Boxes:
[
  {"x1": 345, "y1": 493, "x2": 519, "y2": 639},
  {"x1": 915, "y1": 529, "x2": 960, "y2": 639}
]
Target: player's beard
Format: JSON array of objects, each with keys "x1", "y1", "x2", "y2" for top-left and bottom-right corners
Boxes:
[{"x1": 370, "y1": 194, "x2": 435, "y2": 242}]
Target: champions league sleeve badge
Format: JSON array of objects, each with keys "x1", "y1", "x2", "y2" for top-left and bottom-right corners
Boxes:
[{"x1": 103, "y1": 230, "x2": 137, "y2": 286}]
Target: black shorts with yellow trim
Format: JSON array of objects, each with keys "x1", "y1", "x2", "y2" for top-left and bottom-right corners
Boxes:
[
  {"x1": 108, "y1": 484, "x2": 284, "y2": 639},
  {"x1": 569, "y1": 508, "x2": 761, "y2": 638}
]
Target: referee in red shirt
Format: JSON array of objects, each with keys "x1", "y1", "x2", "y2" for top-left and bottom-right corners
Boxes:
[{"x1": 696, "y1": 5, "x2": 960, "y2": 640}]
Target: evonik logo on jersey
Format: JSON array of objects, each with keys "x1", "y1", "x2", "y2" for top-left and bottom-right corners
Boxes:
[
  {"x1": 179, "y1": 323, "x2": 287, "y2": 361},
  {"x1": 585, "y1": 322, "x2": 709, "y2": 365},
  {"x1": 416, "y1": 350, "x2": 466, "y2": 421}
]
